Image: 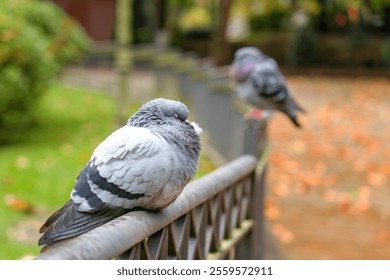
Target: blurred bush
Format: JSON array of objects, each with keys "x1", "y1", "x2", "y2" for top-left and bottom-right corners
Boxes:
[
  {"x1": 287, "y1": 27, "x2": 318, "y2": 66},
  {"x1": 248, "y1": 0, "x2": 291, "y2": 32},
  {"x1": 249, "y1": 8, "x2": 290, "y2": 31},
  {"x1": 0, "y1": 0, "x2": 89, "y2": 144},
  {"x1": 381, "y1": 37, "x2": 390, "y2": 67}
]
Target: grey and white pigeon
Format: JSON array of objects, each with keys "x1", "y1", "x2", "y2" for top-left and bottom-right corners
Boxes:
[
  {"x1": 38, "y1": 98, "x2": 202, "y2": 246},
  {"x1": 230, "y1": 47, "x2": 305, "y2": 127}
]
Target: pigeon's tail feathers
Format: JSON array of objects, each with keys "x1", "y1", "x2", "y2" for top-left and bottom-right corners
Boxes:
[
  {"x1": 38, "y1": 200, "x2": 128, "y2": 246},
  {"x1": 278, "y1": 96, "x2": 306, "y2": 128},
  {"x1": 39, "y1": 200, "x2": 74, "y2": 234},
  {"x1": 288, "y1": 113, "x2": 302, "y2": 128},
  {"x1": 275, "y1": 95, "x2": 306, "y2": 128}
]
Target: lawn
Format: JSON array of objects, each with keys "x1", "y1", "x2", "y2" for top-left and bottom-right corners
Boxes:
[{"x1": 0, "y1": 83, "x2": 215, "y2": 259}]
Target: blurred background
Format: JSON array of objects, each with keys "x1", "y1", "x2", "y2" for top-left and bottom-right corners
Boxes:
[{"x1": 0, "y1": 0, "x2": 389, "y2": 259}]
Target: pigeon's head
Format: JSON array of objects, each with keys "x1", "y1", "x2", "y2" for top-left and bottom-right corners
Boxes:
[
  {"x1": 128, "y1": 98, "x2": 202, "y2": 160},
  {"x1": 230, "y1": 47, "x2": 266, "y2": 82},
  {"x1": 128, "y1": 98, "x2": 202, "y2": 136}
]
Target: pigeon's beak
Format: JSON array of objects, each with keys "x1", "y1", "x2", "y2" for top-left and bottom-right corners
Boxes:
[{"x1": 190, "y1": 122, "x2": 203, "y2": 135}]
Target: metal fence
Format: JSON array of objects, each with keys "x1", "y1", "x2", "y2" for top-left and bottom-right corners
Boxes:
[
  {"x1": 37, "y1": 153, "x2": 267, "y2": 260},
  {"x1": 37, "y1": 46, "x2": 269, "y2": 260}
]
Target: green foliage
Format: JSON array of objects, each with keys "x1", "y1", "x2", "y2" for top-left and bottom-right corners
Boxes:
[
  {"x1": 249, "y1": 8, "x2": 290, "y2": 31},
  {"x1": 0, "y1": 83, "x2": 117, "y2": 259},
  {"x1": 248, "y1": 0, "x2": 291, "y2": 31},
  {"x1": 380, "y1": 37, "x2": 390, "y2": 67},
  {"x1": 0, "y1": 0, "x2": 89, "y2": 144},
  {"x1": 287, "y1": 27, "x2": 318, "y2": 67}
]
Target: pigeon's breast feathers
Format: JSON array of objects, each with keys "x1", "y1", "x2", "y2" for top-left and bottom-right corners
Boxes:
[{"x1": 230, "y1": 47, "x2": 269, "y2": 82}]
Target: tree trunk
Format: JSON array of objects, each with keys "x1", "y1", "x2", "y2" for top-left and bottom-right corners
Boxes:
[
  {"x1": 211, "y1": 0, "x2": 233, "y2": 66},
  {"x1": 115, "y1": 0, "x2": 132, "y2": 125}
]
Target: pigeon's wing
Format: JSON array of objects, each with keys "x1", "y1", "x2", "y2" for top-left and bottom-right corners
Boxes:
[
  {"x1": 39, "y1": 126, "x2": 175, "y2": 245},
  {"x1": 251, "y1": 63, "x2": 306, "y2": 127},
  {"x1": 251, "y1": 64, "x2": 287, "y2": 101}
]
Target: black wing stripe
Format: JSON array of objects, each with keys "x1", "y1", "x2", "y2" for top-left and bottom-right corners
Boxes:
[{"x1": 88, "y1": 163, "x2": 145, "y2": 200}]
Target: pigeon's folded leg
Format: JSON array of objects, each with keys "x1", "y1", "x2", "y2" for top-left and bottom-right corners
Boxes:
[{"x1": 242, "y1": 108, "x2": 273, "y2": 121}]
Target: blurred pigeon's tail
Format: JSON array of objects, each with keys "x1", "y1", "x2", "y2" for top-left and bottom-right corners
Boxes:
[{"x1": 281, "y1": 96, "x2": 306, "y2": 128}]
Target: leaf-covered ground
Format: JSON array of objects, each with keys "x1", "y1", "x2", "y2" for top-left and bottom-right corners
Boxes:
[{"x1": 265, "y1": 75, "x2": 390, "y2": 259}]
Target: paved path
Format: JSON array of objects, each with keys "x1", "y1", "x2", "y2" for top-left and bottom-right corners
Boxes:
[{"x1": 266, "y1": 75, "x2": 390, "y2": 259}]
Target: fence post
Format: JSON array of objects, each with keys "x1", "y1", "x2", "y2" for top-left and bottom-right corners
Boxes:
[{"x1": 235, "y1": 118, "x2": 268, "y2": 259}]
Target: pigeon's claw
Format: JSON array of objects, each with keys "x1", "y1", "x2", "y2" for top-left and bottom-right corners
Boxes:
[{"x1": 242, "y1": 108, "x2": 263, "y2": 120}]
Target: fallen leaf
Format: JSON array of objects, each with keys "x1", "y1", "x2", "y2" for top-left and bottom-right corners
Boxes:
[
  {"x1": 273, "y1": 182, "x2": 289, "y2": 197},
  {"x1": 322, "y1": 190, "x2": 338, "y2": 202},
  {"x1": 366, "y1": 172, "x2": 387, "y2": 187},
  {"x1": 281, "y1": 160, "x2": 301, "y2": 174},
  {"x1": 336, "y1": 146, "x2": 354, "y2": 160},
  {"x1": 338, "y1": 193, "x2": 351, "y2": 214},
  {"x1": 15, "y1": 156, "x2": 30, "y2": 169},
  {"x1": 4, "y1": 194, "x2": 34, "y2": 214},
  {"x1": 1, "y1": 175, "x2": 14, "y2": 186},
  {"x1": 287, "y1": 139, "x2": 307, "y2": 155},
  {"x1": 264, "y1": 199, "x2": 280, "y2": 221},
  {"x1": 313, "y1": 161, "x2": 327, "y2": 175},
  {"x1": 353, "y1": 159, "x2": 368, "y2": 172},
  {"x1": 375, "y1": 231, "x2": 389, "y2": 244},
  {"x1": 272, "y1": 224, "x2": 294, "y2": 244},
  {"x1": 323, "y1": 173, "x2": 339, "y2": 187},
  {"x1": 303, "y1": 172, "x2": 322, "y2": 188},
  {"x1": 353, "y1": 200, "x2": 370, "y2": 213},
  {"x1": 294, "y1": 182, "x2": 311, "y2": 195},
  {"x1": 61, "y1": 143, "x2": 74, "y2": 156}
]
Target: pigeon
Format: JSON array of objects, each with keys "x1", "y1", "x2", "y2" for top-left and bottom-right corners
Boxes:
[
  {"x1": 230, "y1": 47, "x2": 305, "y2": 127},
  {"x1": 38, "y1": 98, "x2": 202, "y2": 246}
]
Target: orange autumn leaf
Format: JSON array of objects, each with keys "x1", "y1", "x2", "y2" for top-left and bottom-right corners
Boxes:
[
  {"x1": 264, "y1": 198, "x2": 281, "y2": 220},
  {"x1": 366, "y1": 172, "x2": 387, "y2": 187},
  {"x1": 338, "y1": 193, "x2": 351, "y2": 214},
  {"x1": 353, "y1": 200, "x2": 371, "y2": 213},
  {"x1": 353, "y1": 159, "x2": 368, "y2": 172},
  {"x1": 313, "y1": 161, "x2": 328, "y2": 175},
  {"x1": 4, "y1": 194, "x2": 34, "y2": 214},
  {"x1": 269, "y1": 152, "x2": 286, "y2": 165},
  {"x1": 294, "y1": 182, "x2": 311, "y2": 195},
  {"x1": 336, "y1": 146, "x2": 354, "y2": 160},
  {"x1": 287, "y1": 139, "x2": 307, "y2": 155},
  {"x1": 375, "y1": 231, "x2": 389, "y2": 244},
  {"x1": 303, "y1": 172, "x2": 322, "y2": 188},
  {"x1": 381, "y1": 164, "x2": 390, "y2": 175},
  {"x1": 322, "y1": 189, "x2": 338, "y2": 202},
  {"x1": 281, "y1": 160, "x2": 301, "y2": 174},
  {"x1": 323, "y1": 173, "x2": 339, "y2": 188},
  {"x1": 272, "y1": 223, "x2": 295, "y2": 244},
  {"x1": 273, "y1": 182, "x2": 290, "y2": 197}
]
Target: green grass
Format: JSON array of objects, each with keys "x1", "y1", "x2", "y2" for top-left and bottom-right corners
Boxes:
[
  {"x1": 0, "y1": 83, "x2": 216, "y2": 259},
  {"x1": 0, "y1": 84, "x2": 122, "y2": 259}
]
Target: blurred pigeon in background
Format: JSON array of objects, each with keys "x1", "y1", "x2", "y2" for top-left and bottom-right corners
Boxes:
[
  {"x1": 230, "y1": 47, "x2": 305, "y2": 127},
  {"x1": 38, "y1": 98, "x2": 202, "y2": 246}
]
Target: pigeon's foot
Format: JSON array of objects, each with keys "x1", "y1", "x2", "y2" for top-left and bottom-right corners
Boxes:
[{"x1": 243, "y1": 108, "x2": 263, "y2": 120}]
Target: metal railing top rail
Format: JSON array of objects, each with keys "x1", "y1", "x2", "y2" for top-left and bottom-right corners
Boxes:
[{"x1": 36, "y1": 155, "x2": 258, "y2": 260}]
